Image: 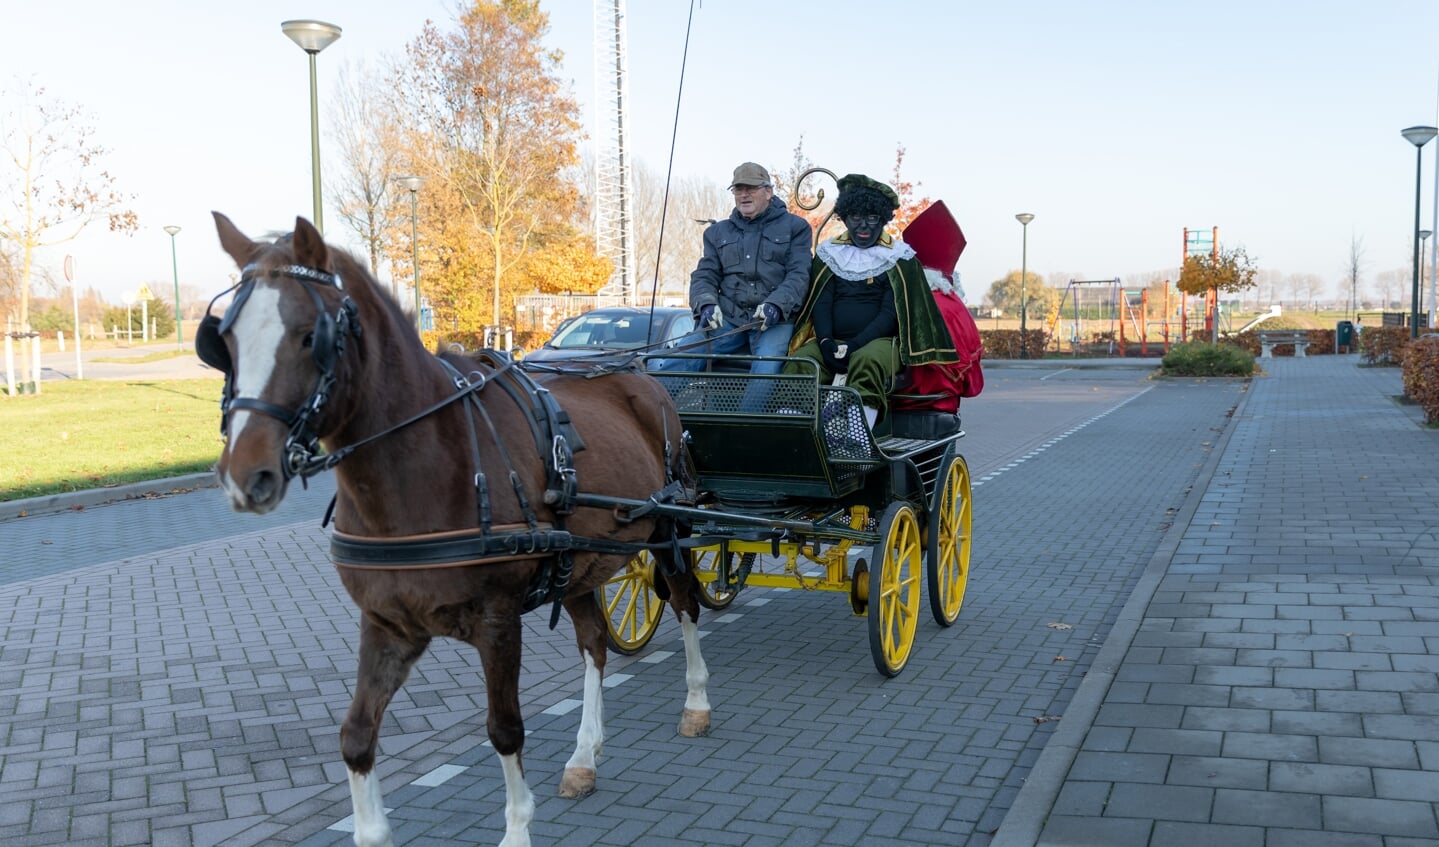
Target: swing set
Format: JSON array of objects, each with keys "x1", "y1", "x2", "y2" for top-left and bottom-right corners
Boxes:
[{"x1": 1049, "y1": 278, "x2": 1184, "y2": 357}]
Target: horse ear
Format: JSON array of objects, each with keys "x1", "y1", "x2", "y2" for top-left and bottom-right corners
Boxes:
[
  {"x1": 213, "y1": 212, "x2": 255, "y2": 269},
  {"x1": 292, "y1": 216, "x2": 329, "y2": 269}
]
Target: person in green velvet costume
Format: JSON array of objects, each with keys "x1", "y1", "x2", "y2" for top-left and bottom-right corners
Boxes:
[{"x1": 785, "y1": 173, "x2": 958, "y2": 429}]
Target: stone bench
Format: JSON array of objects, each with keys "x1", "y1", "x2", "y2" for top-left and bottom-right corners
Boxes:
[{"x1": 1257, "y1": 330, "x2": 1311, "y2": 358}]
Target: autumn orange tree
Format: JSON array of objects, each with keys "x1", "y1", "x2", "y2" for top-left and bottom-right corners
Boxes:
[
  {"x1": 775, "y1": 135, "x2": 826, "y2": 244},
  {"x1": 889, "y1": 144, "x2": 931, "y2": 232},
  {"x1": 1177, "y1": 246, "x2": 1258, "y2": 339},
  {"x1": 391, "y1": 0, "x2": 586, "y2": 333}
]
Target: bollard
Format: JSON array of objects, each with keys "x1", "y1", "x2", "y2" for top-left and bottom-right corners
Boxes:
[
  {"x1": 4, "y1": 333, "x2": 14, "y2": 396},
  {"x1": 32, "y1": 334, "x2": 41, "y2": 394}
]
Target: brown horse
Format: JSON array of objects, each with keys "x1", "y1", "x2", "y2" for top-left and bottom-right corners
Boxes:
[{"x1": 200, "y1": 213, "x2": 712, "y2": 847}]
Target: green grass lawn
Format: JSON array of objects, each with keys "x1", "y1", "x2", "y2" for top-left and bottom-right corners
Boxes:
[{"x1": 0, "y1": 379, "x2": 225, "y2": 501}]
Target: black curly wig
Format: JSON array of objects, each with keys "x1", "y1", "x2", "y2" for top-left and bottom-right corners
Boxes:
[{"x1": 834, "y1": 186, "x2": 897, "y2": 223}]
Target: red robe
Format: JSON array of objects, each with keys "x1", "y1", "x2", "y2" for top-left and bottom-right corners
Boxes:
[{"x1": 891, "y1": 290, "x2": 984, "y2": 413}]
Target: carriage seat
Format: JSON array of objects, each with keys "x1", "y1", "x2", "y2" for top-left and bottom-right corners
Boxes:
[{"x1": 881, "y1": 367, "x2": 961, "y2": 439}]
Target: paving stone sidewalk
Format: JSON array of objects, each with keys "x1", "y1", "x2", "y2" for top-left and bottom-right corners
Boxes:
[
  {"x1": 1, "y1": 363, "x2": 1239, "y2": 847},
  {"x1": 12, "y1": 358, "x2": 1423, "y2": 847},
  {"x1": 996, "y1": 355, "x2": 1439, "y2": 846}
]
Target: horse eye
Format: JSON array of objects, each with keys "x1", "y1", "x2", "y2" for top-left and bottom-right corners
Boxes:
[{"x1": 302, "y1": 331, "x2": 315, "y2": 349}]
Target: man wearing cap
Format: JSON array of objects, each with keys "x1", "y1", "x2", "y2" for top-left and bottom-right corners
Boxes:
[
  {"x1": 785, "y1": 173, "x2": 958, "y2": 430},
  {"x1": 651, "y1": 161, "x2": 812, "y2": 375}
]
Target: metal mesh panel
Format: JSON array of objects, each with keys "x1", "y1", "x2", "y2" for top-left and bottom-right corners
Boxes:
[
  {"x1": 820, "y1": 387, "x2": 875, "y2": 461},
  {"x1": 653, "y1": 373, "x2": 817, "y2": 416}
]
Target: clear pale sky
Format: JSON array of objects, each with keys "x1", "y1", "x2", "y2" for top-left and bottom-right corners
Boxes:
[{"x1": 6, "y1": 0, "x2": 1439, "y2": 309}]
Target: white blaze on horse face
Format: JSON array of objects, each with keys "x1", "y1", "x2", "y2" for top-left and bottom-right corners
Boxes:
[{"x1": 217, "y1": 284, "x2": 286, "y2": 501}]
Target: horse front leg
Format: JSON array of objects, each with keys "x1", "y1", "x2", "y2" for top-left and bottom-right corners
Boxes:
[
  {"x1": 340, "y1": 616, "x2": 430, "y2": 847},
  {"x1": 663, "y1": 556, "x2": 712, "y2": 737},
  {"x1": 472, "y1": 612, "x2": 535, "y2": 847},
  {"x1": 558, "y1": 589, "x2": 607, "y2": 798}
]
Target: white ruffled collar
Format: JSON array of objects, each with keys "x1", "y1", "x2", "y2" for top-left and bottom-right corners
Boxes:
[{"x1": 816, "y1": 236, "x2": 917, "y2": 281}]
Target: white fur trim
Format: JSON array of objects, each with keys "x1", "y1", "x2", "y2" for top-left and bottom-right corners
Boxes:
[{"x1": 922, "y1": 267, "x2": 967, "y2": 300}]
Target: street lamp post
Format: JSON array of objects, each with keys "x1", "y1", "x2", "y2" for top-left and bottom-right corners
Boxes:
[
  {"x1": 163, "y1": 225, "x2": 182, "y2": 346},
  {"x1": 1421, "y1": 229, "x2": 1433, "y2": 330},
  {"x1": 281, "y1": 19, "x2": 342, "y2": 232},
  {"x1": 1015, "y1": 213, "x2": 1035, "y2": 359},
  {"x1": 1400, "y1": 125, "x2": 1437, "y2": 338},
  {"x1": 396, "y1": 176, "x2": 427, "y2": 333}
]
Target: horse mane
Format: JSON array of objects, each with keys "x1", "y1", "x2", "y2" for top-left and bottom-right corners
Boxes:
[
  {"x1": 266, "y1": 227, "x2": 420, "y2": 349},
  {"x1": 325, "y1": 244, "x2": 416, "y2": 336}
]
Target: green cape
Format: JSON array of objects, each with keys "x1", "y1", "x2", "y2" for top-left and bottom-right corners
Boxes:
[{"x1": 790, "y1": 251, "x2": 959, "y2": 366}]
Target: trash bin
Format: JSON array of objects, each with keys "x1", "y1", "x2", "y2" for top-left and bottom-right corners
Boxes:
[{"x1": 1335, "y1": 320, "x2": 1355, "y2": 352}]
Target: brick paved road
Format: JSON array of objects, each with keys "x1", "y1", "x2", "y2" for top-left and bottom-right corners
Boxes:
[
  {"x1": 995, "y1": 356, "x2": 1439, "y2": 847},
  {"x1": 0, "y1": 362, "x2": 1247, "y2": 846}
]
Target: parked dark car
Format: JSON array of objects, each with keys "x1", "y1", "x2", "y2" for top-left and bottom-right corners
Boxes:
[{"x1": 522, "y1": 306, "x2": 695, "y2": 364}]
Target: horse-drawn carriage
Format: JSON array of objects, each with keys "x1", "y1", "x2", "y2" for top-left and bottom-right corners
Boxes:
[
  {"x1": 198, "y1": 211, "x2": 973, "y2": 847},
  {"x1": 596, "y1": 353, "x2": 972, "y2": 677}
]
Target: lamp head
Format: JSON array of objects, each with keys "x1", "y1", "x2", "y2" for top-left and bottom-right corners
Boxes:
[
  {"x1": 281, "y1": 20, "x2": 342, "y2": 54},
  {"x1": 396, "y1": 175, "x2": 427, "y2": 193},
  {"x1": 1401, "y1": 125, "x2": 1438, "y2": 148},
  {"x1": 1015, "y1": 213, "x2": 1035, "y2": 226},
  {"x1": 1422, "y1": 229, "x2": 1433, "y2": 241},
  {"x1": 163, "y1": 225, "x2": 181, "y2": 237}
]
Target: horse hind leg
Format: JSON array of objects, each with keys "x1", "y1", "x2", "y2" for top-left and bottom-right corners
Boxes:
[
  {"x1": 340, "y1": 618, "x2": 431, "y2": 847},
  {"x1": 558, "y1": 590, "x2": 607, "y2": 798},
  {"x1": 661, "y1": 549, "x2": 712, "y2": 737}
]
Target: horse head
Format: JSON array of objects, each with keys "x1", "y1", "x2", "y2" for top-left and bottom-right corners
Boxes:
[{"x1": 203, "y1": 212, "x2": 365, "y2": 514}]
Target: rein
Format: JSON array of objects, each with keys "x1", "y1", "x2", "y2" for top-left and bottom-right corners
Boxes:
[{"x1": 204, "y1": 259, "x2": 689, "y2": 625}]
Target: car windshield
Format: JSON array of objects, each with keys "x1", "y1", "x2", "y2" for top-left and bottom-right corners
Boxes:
[{"x1": 548, "y1": 314, "x2": 654, "y2": 350}]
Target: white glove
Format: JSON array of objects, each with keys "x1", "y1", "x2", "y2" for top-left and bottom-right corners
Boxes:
[
  {"x1": 754, "y1": 302, "x2": 782, "y2": 331},
  {"x1": 834, "y1": 343, "x2": 849, "y2": 359},
  {"x1": 698, "y1": 304, "x2": 723, "y2": 330}
]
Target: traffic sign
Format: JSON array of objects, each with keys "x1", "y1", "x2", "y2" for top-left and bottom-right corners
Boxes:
[{"x1": 135, "y1": 284, "x2": 155, "y2": 301}]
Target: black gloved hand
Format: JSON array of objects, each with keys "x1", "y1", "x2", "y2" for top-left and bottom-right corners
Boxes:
[
  {"x1": 697, "y1": 304, "x2": 723, "y2": 330},
  {"x1": 754, "y1": 302, "x2": 782, "y2": 331},
  {"x1": 818, "y1": 338, "x2": 849, "y2": 374}
]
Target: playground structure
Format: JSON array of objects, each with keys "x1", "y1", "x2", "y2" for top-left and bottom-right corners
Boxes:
[{"x1": 1047, "y1": 278, "x2": 1191, "y2": 357}]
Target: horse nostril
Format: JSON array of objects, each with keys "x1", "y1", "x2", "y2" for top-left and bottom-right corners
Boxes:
[{"x1": 248, "y1": 468, "x2": 280, "y2": 505}]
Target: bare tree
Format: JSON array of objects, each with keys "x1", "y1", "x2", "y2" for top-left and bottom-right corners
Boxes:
[
  {"x1": 1284, "y1": 272, "x2": 1308, "y2": 308},
  {"x1": 1343, "y1": 234, "x2": 1364, "y2": 318},
  {"x1": 1375, "y1": 268, "x2": 1406, "y2": 310},
  {"x1": 0, "y1": 77, "x2": 138, "y2": 333},
  {"x1": 628, "y1": 160, "x2": 727, "y2": 305},
  {"x1": 1299, "y1": 273, "x2": 1324, "y2": 311},
  {"x1": 326, "y1": 59, "x2": 407, "y2": 291}
]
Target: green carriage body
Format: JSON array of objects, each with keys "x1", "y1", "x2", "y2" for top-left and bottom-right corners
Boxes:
[{"x1": 597, "y1": 357, "x2": 973, "y2": 677}]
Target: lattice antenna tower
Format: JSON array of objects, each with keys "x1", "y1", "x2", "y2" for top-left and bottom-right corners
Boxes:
[{"x1": 594, "y1": 0, "x2": 637, "y2": 303}]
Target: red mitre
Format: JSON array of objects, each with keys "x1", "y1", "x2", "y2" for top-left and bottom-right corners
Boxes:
[{"x1": 903, "y1": 201, "x2": 966, "y2": 275}]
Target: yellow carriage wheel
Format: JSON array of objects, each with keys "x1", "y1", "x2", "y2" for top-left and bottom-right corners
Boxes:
[
  {"x1": 927, "y1": 451, "x2": 973, "y2": 627},
  {"x1": 598, "y1": 551, "x2": 664, "y2": 655},
  {"x1": 690, "y1": 548, "x2": 750, "y2": 610},
  {"x1": 868, "y1": 502, "x2": 922, "y2": 677}
]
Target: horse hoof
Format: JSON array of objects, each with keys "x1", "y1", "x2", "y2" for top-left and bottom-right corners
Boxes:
[
  {"x1": 559, "y1": 767, "x2": 596, "y2": 798},
  {"x1": 678, "y1": 708, "x2": 711, "y2": 737}
]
